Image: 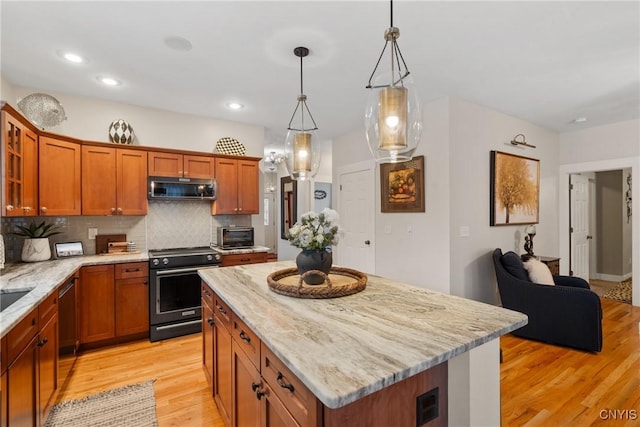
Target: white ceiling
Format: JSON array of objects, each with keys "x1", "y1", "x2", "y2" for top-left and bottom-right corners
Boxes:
[{"x1": 2, "y1": 1, "x2": 638, "y2": 155}]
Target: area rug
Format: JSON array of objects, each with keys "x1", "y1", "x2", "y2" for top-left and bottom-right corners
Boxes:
[
  {"x1": 603, "y1": 278, "x2": 632, "y2": 304},
  {"x1": 45, "y1": 380, "x2": 157, "y2": 427}
]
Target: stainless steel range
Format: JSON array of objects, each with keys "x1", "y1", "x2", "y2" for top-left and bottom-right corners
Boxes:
[{"x1": 148, "y1": 246, "x2": 221, "y2": 342}]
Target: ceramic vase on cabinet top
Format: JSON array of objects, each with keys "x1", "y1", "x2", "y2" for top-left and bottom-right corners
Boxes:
[
  {"x1": 296, "y1": 249, "x2": 332, "y2": 285},
  {"x1": 21, "y1": 238, "x2": 51, "y2": 262}
]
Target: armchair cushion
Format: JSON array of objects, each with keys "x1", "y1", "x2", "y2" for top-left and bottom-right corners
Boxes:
[
  {"x1": 501, "y1": 251, "x2": 529, "y2": 281},
  {"x1": 523, "y1": 257, "x2": 554, "y2": 285}
]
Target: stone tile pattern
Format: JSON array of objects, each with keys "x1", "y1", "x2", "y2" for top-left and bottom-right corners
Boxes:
[{"x1": 200, "y1": 262, "x2": 528, "y2": 409}]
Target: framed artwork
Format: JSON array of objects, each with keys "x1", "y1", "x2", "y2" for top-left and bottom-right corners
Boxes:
[
  {"x1": 380, "y1": 155, "x2": 425, "y2": 213},
  {"x1": 490, "y1": 151, "x2": 540, "y2": 226}
]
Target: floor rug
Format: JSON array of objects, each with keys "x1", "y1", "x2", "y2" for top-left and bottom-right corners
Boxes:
[
  {"x1": 44, "y1": 380, "x2": 157, "y2": 427},
  {"x1": 602, "y1": 278, "x2": 632, "y2": 304}
]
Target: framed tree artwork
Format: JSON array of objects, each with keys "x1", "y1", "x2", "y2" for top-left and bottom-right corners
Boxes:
[
  {"x1": 490, "y1": 151, "x2": 539, "y2": 226},
  {"x1": 380, "y1": 156, "x2": 425, "y2": 213}
]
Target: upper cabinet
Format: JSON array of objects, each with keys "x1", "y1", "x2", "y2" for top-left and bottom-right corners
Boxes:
[
  {"x1": 1, "y1": 110, "x2": 38, "y2": 216},
  {"x1": 39, "y1": 136, "x2": 82, "y2": 216},
  {"x1": 82, "y1": 145, "x2": 148, "y2": 215},
  {"x1": 212, "y1": 158, "x2": 259, "y2": 215},
  {"x1": 148, "y1": 151, "x2": 214, "y2": 179}
]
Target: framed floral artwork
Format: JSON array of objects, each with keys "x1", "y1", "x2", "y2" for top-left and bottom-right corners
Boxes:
[
  {"x1": 490, "y1": 151, "x2": 540, "y2": 226},
  {"x1": 380, "y1": 155, "x2": 425, "y2": 213}
]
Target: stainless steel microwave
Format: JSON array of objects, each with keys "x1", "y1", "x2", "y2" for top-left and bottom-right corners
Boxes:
[
  {"x1": 148, "y1": 176, "x2": 216, "y2": 200},
  {"x1": 217, "y1": 226, "x2": 254, "y2": 249}
]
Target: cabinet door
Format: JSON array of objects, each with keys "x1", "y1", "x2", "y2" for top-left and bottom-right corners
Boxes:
[
  {"x1": 238, "y1": 159, "x2": 259, "y2": 214},
  {"x1": 214, "y1": 319, "x2": 233, "y2": 427},
  {"x1": 1, "y1": 370, "x2": 7, "y2": 427},
  {"x1": 233, "y1": 341, "x2": 261, "y2": 427},
  {"x1": 212, "y1": 158, "x2": 239, "y2": 215},
  {"x1": 38, "y1": 314, "x2": 58, "y2": 423},
  {"x1": 39, "y1": 136, "x2": 81, "y2": 215},
  {"x1": 2, "y1": 111, "x2": 38, "y2": 217},
  {"x1": 82, "y1": 145, "x2": 117, "y2": 215},
  {"x1": 202, "y1": 298, "x2": 214, "y2": 391},
  {"x1": 148, "y1": 151, "x2": 183, "y2": 177},
  {"x1": 261, "y1": 384, "x2": 300, "y2": 427},
  {"x1": 116, "y1": 148, "x2": 148, "y2": 215},
  {"x1": 7, "y1": 335, "x2": 37, "y2": 427},
  {"x1": 115, "y1": 277, "x2": 149, "y2": 337},
  {"x1": 184, "y1": 155, "x2": 215, "y2": 179},
  {"x1": 79, "y1": 265, "x2": 115, "y2": 343}
]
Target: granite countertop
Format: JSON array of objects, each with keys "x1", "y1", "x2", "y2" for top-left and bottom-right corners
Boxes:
[
  {"x1": 199, "y1": 261, "x2": 528, "y2": 409},
  {"x1": 0, "y1": 252, "x2": 148, "y2": 338},
  {"x1": 211, "y1": 245, "x2": 270, "y2": 255}
]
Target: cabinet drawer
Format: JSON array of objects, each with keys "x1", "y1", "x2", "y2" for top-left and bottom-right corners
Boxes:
[
  {"x1": 201, "y1": 283, "x2": 214, "y2": 309},
  {"x1": 115, "y1": 262, "x2": 148, "y2": 280},
  {"x1": 232, "y1": 315, "x2": 260, "y2": 369},
  {"x1": 213, "y1": 294, "x2": 232, "y2": 331},
  {"x1": 221, "y1": 252, "x2": 268, "y2": 267},
  {"x1": 7, "y1": 308, "x2": 38, "y2": 365},
  {"x1": 38, "y1": 291, "x2": 58, "y2": 326},
  {"x1": 261, "y1": 342, "x2": 320, "y2": 427}
]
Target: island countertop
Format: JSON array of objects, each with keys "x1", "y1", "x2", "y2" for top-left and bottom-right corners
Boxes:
[{"x1": 198, "y1": 261, "x2": 528, "y2": 409}]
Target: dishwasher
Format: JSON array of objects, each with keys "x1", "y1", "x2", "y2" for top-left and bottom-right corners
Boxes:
[{"x1": 58, "y1": 274, "x2": 79, "y2": 387}]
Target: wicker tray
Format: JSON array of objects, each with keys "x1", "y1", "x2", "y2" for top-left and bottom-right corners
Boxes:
[{"x1": 267, "y1": 267, "x2": 367, "y2": 299}]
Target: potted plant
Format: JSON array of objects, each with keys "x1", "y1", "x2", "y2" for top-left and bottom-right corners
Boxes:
[
  {"x1": 12, "y1": 220, "x2": 62, "y2": 262},
  {"x1": 286, "y1": 208, "x2": 342, "y2": 285}
]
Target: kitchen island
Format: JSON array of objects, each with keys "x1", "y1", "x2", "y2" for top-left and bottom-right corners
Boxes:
[{"x1": 199, "y1": 261, "x2": 527, "y2": 426}]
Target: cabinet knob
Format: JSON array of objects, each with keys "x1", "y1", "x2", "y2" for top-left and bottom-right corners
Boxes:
[
  {"x1": 111, "y1": 207, "x2": 116, "y2": 213},
  {"x1": 6, "y1": 205, "x2": 14, "y2": 211},
  {"x1": 23, "y1": 206, "x2": 32, "y2": 212},
  {"x1": 276, "y1": 372, "x2": 295, "y2": 392},
  {"x1": 207, "y1": 318, "x2": 214, "y2": 326},
  {"x1": 117, "y1": 207, "x2": 123, "y2": 213},
  {"x1": 239, "y1": 330, "x2": 251, "y2": 343},
  {"x1": 37, "y1": 337, "x2": 49, "y2": 347},
  {"x1": 40, "y1": 206, "x2": 48, "y2": 213}
]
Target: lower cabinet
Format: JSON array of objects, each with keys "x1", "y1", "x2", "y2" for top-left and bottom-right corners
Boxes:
[
  {"x1": 5, "y1": 291, "x2": 59, "y2": 427},
  {"x1": 221, "y1": 252, "x2": 268, "y2": 267},
  {"x1": 79, "y1": 262, "x2": 149, "y2": 346},
  {"x1": 205, "y1": 284, "x2": 320, "y2": 427},
  {"x1": 202, "y1": 287, "x2": 214, "y2": 390}
]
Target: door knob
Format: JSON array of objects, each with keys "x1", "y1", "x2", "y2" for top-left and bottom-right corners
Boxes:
[
  {"x1": 364, "y1": 240, "x2": 371, "y2": 245},
  {"x1": 586, "y1": 235, "x2": 593, "y2": 240}
]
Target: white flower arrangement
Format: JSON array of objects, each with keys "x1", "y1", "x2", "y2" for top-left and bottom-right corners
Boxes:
[{"x1": 287, "y1": 208, "x2": 342, "y2": 252}]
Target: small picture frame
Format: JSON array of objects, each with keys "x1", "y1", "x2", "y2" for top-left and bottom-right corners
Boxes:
[
  {"x1": 490, "y1": 151, "x2": 540, "y2": 226},
  {"x1": 380, "y1": 155, "x2": 425, "y2": 213},
  {"x1": 55, "y1": 241, "x2": 84, "y2": 258}
]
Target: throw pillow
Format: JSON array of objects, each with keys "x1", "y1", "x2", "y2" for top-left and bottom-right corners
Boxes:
[
  {"x1": 501, "y1": 251, "x2": 529, "y2": 281},
  {"x1": 522, "y1": 258, "x2": 555, "y2": 286}
]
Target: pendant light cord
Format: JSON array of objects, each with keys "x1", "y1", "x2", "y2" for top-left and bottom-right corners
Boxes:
[{"x1": 390, "y1": 0, "x2": 393, "y2": 27}]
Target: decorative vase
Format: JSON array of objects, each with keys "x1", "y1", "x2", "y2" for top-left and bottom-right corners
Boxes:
[
  {"x1": 296, "y1": 249, "x2": 332, "y2": 285},
  {"x1": 21, "y1": 238, "x2": 51, "y2": 262}
]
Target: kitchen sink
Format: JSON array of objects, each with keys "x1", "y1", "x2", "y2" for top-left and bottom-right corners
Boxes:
[{"x1": 0, "y1": 290, "x2": 32, "y2": 312}]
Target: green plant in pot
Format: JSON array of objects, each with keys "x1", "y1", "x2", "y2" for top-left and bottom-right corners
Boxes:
[
  {"x1": 286, "y1": 208, "x2": 342, "y2": 285},
  {"x1": 12, "y1": 220, "x2": 62, "y2": 262}
]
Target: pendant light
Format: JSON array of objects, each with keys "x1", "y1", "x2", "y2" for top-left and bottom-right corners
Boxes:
[
  {"x1": 284, "y1": 46, "x2": 321, "y2": 181},
  {"x1": 365, "y1": 0, "x2": 422, "y2": 163}
]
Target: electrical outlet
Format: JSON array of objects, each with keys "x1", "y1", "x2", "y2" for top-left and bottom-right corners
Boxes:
[{"x1": 88, "y1": 228, "x2": 98, "y2": 240}]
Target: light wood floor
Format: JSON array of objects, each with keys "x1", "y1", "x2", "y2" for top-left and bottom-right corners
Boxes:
[
  {"x1": 57, "y1": 298, "x2": 639, "y2": 427},
  {"x1": 501, "y1": 298, "x2": 640, "y2": 426},
  {"x1": 56, "y1": 334, "x2": 222, "y2": 426}
]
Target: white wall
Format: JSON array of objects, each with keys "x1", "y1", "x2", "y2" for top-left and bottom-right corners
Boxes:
[
  {"x1": 559, "y1": 119, "x2": 640, "y2": 163},
  {"x1": 448, "y1": 98, "x2": 559, "y2": 303}
]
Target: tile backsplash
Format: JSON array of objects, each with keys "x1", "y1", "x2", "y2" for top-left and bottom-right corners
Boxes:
[{"x1": 0, "y1": 200, "x2": 252, "y2": 263}]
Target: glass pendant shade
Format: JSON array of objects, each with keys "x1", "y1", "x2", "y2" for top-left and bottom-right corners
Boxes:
[
  {"x1": 284, "y1": 128, "x2": 321, "y2": 181},
  {"x1": 365, "y1": 71, "x2": 422, "y2": 163}
]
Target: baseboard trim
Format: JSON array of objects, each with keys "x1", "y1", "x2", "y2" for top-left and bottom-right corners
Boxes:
[{"x1": 592, "y1": 272, "x2": 632, "y2": 282}]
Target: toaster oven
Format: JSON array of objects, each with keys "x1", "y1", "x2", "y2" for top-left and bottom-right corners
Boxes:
[{"x1": 217, "y1": 226, "x2": 254, "y2": 249}]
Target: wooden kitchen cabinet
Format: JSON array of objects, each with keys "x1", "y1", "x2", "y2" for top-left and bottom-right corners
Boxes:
[
  {"x1": 82, "y1": 145, "x2": 148, "y2": 215},
  {"x1": 212, "y1": 158, "x2": 259, "y2": 215},
  {"x1": 115, "y1": 263, "x2": 149, "y2": 336},
  {"x1": 38, "y1": 314, "x2": 58, "y2": 423},
  {"x1": 1, "y1": 109, "x2": 38, "y2": 217},
  {"x1": 202, "y1": 285, "x2": 215, "y2": 392},
  {"x1": 232, "y1": 340, "x2": 262, "y2": 427},
  {"x1": 80, "y1": 263, "x2": 149, "y2": 346},
  {"x1": 213, "y1": 296, "x2": 233, "y2": 427},
  {"x1": 221, "y1": 252, "x2": 268, "y2": 267},
  {"x1": 148, "y1": 151, "x2": 214, "y2": 178},
  {"x1": 79, "y1": 264, "x2": 116, "y2": 344},
  {"x1": 39, "y1": 135, "x2": 81, "y2": 216}
]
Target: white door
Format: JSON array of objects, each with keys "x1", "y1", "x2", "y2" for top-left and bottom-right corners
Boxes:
[
  {"x1": 264, "y1": 192, "x2": 277, "y2": 254},
  {"x1": 337, "y1": 161, "x2": 375, "y2": 274},
  {"x1": 570, "y1": 174, "x2": 590, "y2": 281}
]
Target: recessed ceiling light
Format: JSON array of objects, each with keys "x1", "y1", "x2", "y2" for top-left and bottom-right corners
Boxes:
[
  {"x1": 573, "y1": 117, "x2": 587, "y2": 124},
  {"x1": 226, "y1": 102, "x2": 245, "y2": 110},
  {"x1": 97, "y1": 76, "x2": 121, "y2": 86},
  {"x1": 57, "y1": 50, "x2": 87, "y2": 64},
  {"x1": 164, "y1": 36, "x2": 193, "y2": 52}
]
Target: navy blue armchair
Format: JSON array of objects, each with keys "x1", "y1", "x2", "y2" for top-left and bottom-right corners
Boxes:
[{"x1": 492, "y1": 248, "x2": 602, "y2": 352}]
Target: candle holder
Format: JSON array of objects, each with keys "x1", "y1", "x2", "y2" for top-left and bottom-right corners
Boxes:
[{"x1": 524, "y1": 225, "x2": 536, "y2": 256}]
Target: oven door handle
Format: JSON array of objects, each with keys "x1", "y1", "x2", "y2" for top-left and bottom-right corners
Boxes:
[{"x1": 155, "y1": 267, "x2": 200, "y2": 276}]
